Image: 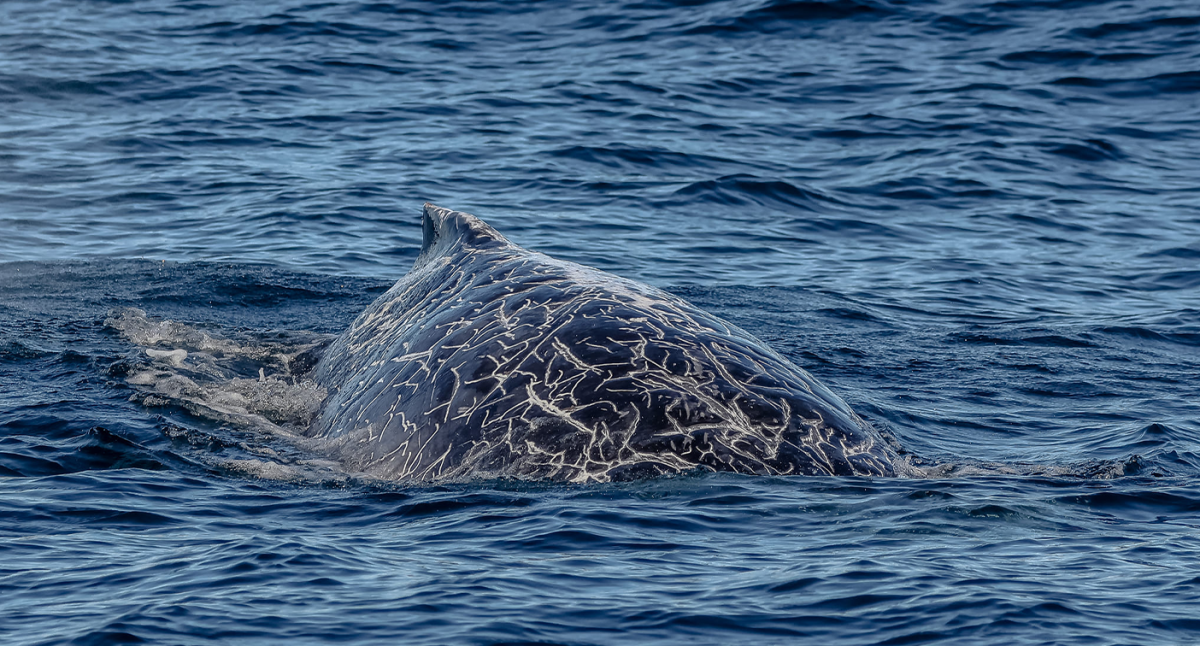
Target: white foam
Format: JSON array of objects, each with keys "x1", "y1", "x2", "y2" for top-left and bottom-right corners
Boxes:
[
  {"x1": 145, "y1": 348, "x2": 188, "y2": 367},
  {"x1": 107, "y1": 307, "x2": 332, "y2": 432}
]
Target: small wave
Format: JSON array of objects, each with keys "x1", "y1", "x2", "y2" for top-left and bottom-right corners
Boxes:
[
  {"x1": 743, "y1": 0, "x2": 889, "y2": 22},
  {"x1": 814, "y1": 128, "x2": 904, "y2": 140},
  {"x1": 912, "y1": 81, "x2": 1011, "y2": 95},
  {"x1": 685, "y1": 0, "x2": 890, "y2": 34},
  {"x1": 1020, "y1": 335, "x2": 1096, "y2": 348},
  {"x1": 357, "y1": 3, "x2": 435, "y2": 17},
  {"x1": 987, "y1": 0, "x2": 1121, "y2": 11},
  {"x1": 0, "y1": 74, "x2": 112, "y2": 102},
  {"x1": 383, "y1": 493, "x2": 535, "y2": 520},
  {"x1": 929, "y1": 14, "x2": 1014, "y2": 34},
  {"x1": 1007, "y1": 212, "x2": 1092, "y2": 231},
  {"x1": 1052, "y1": 70, "x2": 1200, "y2": 95},
  {"x1": 1041, "y1": 138, "x2": 1124, "y2": 162},
  {"x1": 816, "y1": 307, "x2": 887, "y2": 323},
  {"x1": 318, "y1": 59, "x2": 413, "y2": 76},
  {"x1": 0, "y1": 424, "x2": 185, "y2": 478},
  {"x1": 549, "y1": 144, "x2": 729, "y2": 170},
  {"x1": 1139, "y1": 246, "x2": 1200, "y2": 259},
  {"x1": 673, "y1": 174, "x2": 835, "y2": 210},
  {"x1": 0, "y1": 338, "x2": 54, "y2": 361},
  {"x1": 1058, "y1": 488, "x2": 1200, "y2": 518},
  {"x1": 1069, "y1": 14, "x2": 1200, "y2": 40},
  {"x1": 1099, "y1": 326, "x2": 1200, "y2": 346},
  {"x1": 185, "y1": 20, "x2": 398, "y2": 42},
  {"x1": 1148, "y1": 270, "x2": 1200, "y2": 291},
  {"x1": 1002, "y1": 49, "x2": 1094, "y2": 64}
]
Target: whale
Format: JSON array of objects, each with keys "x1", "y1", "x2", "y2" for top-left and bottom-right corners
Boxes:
[{"x1": 307, "y1": 204, "x2": 909, "y2": 482}]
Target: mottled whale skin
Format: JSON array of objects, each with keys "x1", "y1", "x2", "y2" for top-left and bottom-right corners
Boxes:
[{"x1": 309, "y1": 204, "x2": 907, "y2": 483}]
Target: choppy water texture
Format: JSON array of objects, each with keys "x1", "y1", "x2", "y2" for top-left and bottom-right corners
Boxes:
[{"x1": 2, "y1": 0, "x2": 1200, "y2": 644}]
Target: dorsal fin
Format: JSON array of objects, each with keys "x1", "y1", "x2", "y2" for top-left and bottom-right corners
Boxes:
[{"x1": 420, "y1": 203, "x2": 511, "y2": 260}]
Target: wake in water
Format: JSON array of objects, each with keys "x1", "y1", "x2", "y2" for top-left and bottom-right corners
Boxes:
[
  {"x1": 105, "y1": 307, "x2": 1143, "y2": 483},
  {"x1": 106, "y1": 307, "x2": 328, "y2": 432},
  {"x1": 103, "y1": 307, "x2": 364, "y2": 482}
]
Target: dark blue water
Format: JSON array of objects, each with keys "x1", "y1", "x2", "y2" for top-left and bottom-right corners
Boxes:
[{"x1": 3, "y1": 0, "x2": 1200, "y2": 643}]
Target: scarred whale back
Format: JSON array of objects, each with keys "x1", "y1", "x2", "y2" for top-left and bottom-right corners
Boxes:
[{"x1": 310, "y1": 204, "x2": 906, "y2": 482}]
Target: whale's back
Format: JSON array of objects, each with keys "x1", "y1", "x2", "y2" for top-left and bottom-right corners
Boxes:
[{"x1": 309, "y1": 204, "x2": 903, "y2": 482}]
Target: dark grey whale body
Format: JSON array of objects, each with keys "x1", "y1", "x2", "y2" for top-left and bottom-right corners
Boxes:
[{"x1": 309, "y1": 204, "x2": 907, "y2": 482}]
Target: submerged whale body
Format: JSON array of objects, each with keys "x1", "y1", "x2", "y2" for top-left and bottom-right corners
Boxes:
[{"x1": 309, "y1": 204, "x2": 907, "y2": 482}]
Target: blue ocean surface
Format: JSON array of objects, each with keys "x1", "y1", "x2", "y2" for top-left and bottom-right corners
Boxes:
[{"x1": 2, "y1": 0, "x2": 1200, "y2": 644}]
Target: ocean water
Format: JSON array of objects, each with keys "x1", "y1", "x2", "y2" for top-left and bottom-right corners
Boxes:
[{"x1": 2, "y1": 0, "x2": 1200, "y2": 644}]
